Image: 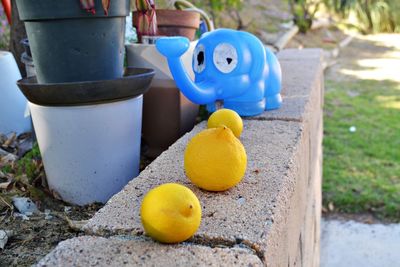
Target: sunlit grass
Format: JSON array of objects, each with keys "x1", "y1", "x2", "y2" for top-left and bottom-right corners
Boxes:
[
  {"x1": 323, "y1": 79, "x2": 400, "y2": 220},
  {"x1": 376, "y1": 95, "x2": 400, "y2": 110},
  {"x1": 340, "y1": 55, "x2": 400, "y2": 82}
]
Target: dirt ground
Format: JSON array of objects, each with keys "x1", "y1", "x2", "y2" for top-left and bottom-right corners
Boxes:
[
  {"x1": 0, "y1": 129, "x2": 160, "y2": 267},
  {"x1": 286, "y1": 26, "x2": 349, "y2": 50},
  {"x1": 0, "y1": 150, "x2": 157, "y2": 267},
  {"x1": 322, "y1": 211, "x2": 395, "y2": 225},
  {"x1": 0, "y1": 203, "x2": 102, "y2": 267}
]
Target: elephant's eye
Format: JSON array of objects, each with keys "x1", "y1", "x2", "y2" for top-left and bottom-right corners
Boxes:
[
  {"x1": 213, "y1": 43, "x2": 238, "y2": 74},
  {"x1": 193, "y1": 44, "x2": 206, "y2": 73}
]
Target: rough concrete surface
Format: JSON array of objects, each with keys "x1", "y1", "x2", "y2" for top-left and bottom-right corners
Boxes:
[
  {"x1": 321, "y1": 219, "x2": 400, "y2": 267},
  {"x1": 36, "y1": 236, "x2": 263, "y2": 267},
  {"x1": 84, "y1": 120, "x2": 304, "y2": 244},
  {"x1": 279, "y1": 56, "x2": 323, "y2": 97}
]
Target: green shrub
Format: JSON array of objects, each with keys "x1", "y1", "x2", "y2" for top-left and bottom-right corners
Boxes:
[
  {"x1": 189, "y1": 0, "x2": 243, "y2": 28},
  {"x1": 288, "y1": 0, "x2": 321, "y2": 33},
  {"x1": 325, "y1": 0, "x2": 400, "y2": 33}
]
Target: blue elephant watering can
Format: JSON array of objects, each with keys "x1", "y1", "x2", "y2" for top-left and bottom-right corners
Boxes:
[{"x1": 156, "y1": 28, "x2": 282, "y2": 116}]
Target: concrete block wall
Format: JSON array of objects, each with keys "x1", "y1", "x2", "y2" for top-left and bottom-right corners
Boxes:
[{"x1": 36, "y1": 49, "x2": 324, "y2": 267}]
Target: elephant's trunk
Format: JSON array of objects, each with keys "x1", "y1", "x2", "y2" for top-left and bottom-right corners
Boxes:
[
  {"x1": 166, "y1": 57, "x2": 217, "y2": 104},
  {"x1": 156, "y1": 37, "x2": 217, "y2": 105}
]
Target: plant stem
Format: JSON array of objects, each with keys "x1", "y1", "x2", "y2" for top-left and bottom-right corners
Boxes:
[
  {"x1": 79, "y1": 0, "x2": 111, "y2": 15},
  {"x1": 134, "y1": 0, "x2": 158, "y2": 42}
]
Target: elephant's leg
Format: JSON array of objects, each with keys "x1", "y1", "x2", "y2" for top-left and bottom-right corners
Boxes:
[
  {"x1": 223, "y1": 99, "x2": 266, "y2": 116},
  {"x1": 212, "y1": 88, "x2": 265, "y2": 116},
  {"x1": 264, "y1": 47, "x2": 282, "y2": 110},
  {"x1": 206, "y1": 99, "x2": 265, "y2": 116},
  {"x1": 265, "y1": 93, "x2": 282, "y2": 110},
  {"x1": 210, "y1": 83, "x2": 265, "y2": 116},
  {"x1": 206, "y1": 102, "x2": 218, "y2": 114}
]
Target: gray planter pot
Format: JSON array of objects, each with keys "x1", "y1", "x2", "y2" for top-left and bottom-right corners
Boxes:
[{"x1": 16, "y1": 0, "x2": 130, "y2": 83}]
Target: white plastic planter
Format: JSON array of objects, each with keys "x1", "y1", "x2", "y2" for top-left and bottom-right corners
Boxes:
[
  {"x1": 29, "y1": 96, "x2": 143, "y2": 205},
  {"x1": 0, "y1": 51, "x2": 31, "y2": 135}
]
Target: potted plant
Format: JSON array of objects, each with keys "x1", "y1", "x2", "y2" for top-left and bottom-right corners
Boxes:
[
  {"x1": 16, "y1": 0, "x2": 130, "y2": 83},
  {"x1": 127, "y1": 0, "x2": 209, "y2": 158}
]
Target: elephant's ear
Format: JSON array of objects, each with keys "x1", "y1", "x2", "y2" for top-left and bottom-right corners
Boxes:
[{"x1": 245, "y1": 32, "x2": 268, "y2": 84}]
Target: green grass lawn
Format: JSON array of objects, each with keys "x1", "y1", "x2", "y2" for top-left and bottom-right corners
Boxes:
[{"x1": 323, "y1": 79, "x2": 400, "y2": 221}]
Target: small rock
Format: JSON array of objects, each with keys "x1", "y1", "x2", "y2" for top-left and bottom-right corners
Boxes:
[
  {"x1": 0, "y1": 133, "x2": 7, "y2": 144},
  {"x1": 0, "y1": 181, "x2": 11, "y2": 189},
  {"x1": 0, "y1": 231, "x2": 8, "y2": 249},
  {"x1": 17, "y1": 134, "x2": 33, "y2": 158},
  {"x1": 66, "y1": 217, "x2": 89, "y2": 232},
  {"x1": 12, "y1": 197, "x2": 38, "y2": 215},
  {"x1": 0, "y1": 230, "x2": 13, "y2": 249},
  {"x1": 14, "y1": 213, "x2": 30, "y2": 220},
  {"x1": 3, "y1": 133, "x2": 16, "y2": 148},
  {"x1": 0, "y1": 152, "x2": 18, "y2": 164},
  {"x1": 44, "y1": 209, "x2": 53, "y2": 220},
  {"x1": 64, "y1": 206, "x2": 72, "y2": 213},
  {"x1": 237, "y1": 197, "x2": 246, "y2": 205},
  {"x1": 0, "y1": 148, "x2": 10, "y2": 157}
]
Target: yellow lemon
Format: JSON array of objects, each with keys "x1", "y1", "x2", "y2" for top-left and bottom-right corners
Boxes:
[
  {"x1": 140, "y1": 183, "x2": 202, "y2": 243},
  {"x1": 184, "y1": 126, "x2": 247, "y2": 191},
  {"x1": 207, "y1": 108, "x2": 243, "y2": 138}
]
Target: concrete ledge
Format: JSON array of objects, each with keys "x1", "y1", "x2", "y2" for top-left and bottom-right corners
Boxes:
[
  {"x1": 277, "y1": 48, "x2": 324, "y2": 61},
  {"x1": 36, "y1": 236, "x2": 263, "y2": 267},
  {"x1": 37, "y1": 49, "x2": 324, "y2": 266},
  {"x1": 83, "y1": 120, "x2": 303, "y2": 240}
]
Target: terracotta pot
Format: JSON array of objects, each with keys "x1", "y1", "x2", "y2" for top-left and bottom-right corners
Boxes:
[{"x1": 133, "y1": 9, "x2": 200, "y2": 41}]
